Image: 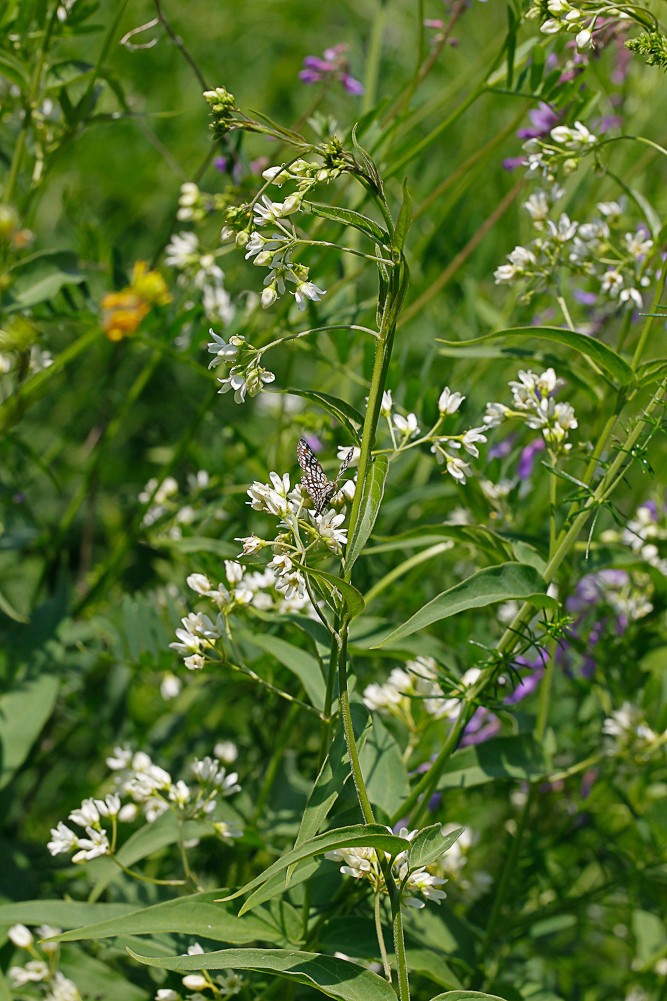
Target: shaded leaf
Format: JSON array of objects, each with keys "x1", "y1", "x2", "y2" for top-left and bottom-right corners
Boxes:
[
  {"x1": 407, "y1": 825, "x2": 464, "y2": 871},
  {"x1": 440, "y1": 734, "x2": 548, "y2": 789},
  {"x1": 129, "y1": 946, "x2": 398, "y2": 1001},
  {"x1": 286, "y1": 390, "x2": 363, "y2": 441},
  {"x1": 243, "y1": 631, "x2": 325, "y2": 710},
  {"x1": 0, "y1": 673, "x2": 59, "y2": 790},
  {"x1": 346, "y1": 454, "x2": 389, "y2": 572},
  {"x1": 374, "y1": 563, "x2": 557, "y2": 647},
  {"x1": 304, "y1": 200, "x2": 387, "y2": 244},
  {"x1": 7, "y1": 251, "x2": 85, "y2": 311},
  {"x1": 437, "y1": 326, "x2": 633, "y2": 387}
]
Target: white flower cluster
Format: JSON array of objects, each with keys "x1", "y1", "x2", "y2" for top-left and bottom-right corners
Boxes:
[
  {"x1": 528, "y1": 0, "x2": 628, "y2": 53},
  {"x1": 381, "y1": 386, "x2": 487, "y2": 485},
  {"x1": 621, "y1": 502, "x2": 667, "y2": 576},
  {"x1": 603, "y1": 703, "x2": 666, "y2": 761},
  {"x1": 165, "y1": 231, "x2": 234, "y2": 326},
  {"x1": 7, "y1": 924, "x2": 79, "y2": 1001},
  {"x1": 363, "y1": 659, "x2": 481, "y2": 731},
  {"x1": 46, "y1": 749, "x2": 242, "y2": 863},
  {"x1": 220, "y1": 157, "x2": 333, "y2": 312},
  {"x1": 326, "y1": 826, "x2": 448, "y2": 910},
  {"x1": 156, "y1": 946, "x2": 244, "y2": 1000},
  {"x1": 484, "y1": 368, "x2": 577, "y2": 454},
  {"x1": 495, "y1": 183, "x2": 653, "y2": 310},
  {"x1": 139, "y1": 469, "x2": 218, "y2": 539},
  {"x1": 207, "y1": 329, "x2": 276, "y2": 404}
]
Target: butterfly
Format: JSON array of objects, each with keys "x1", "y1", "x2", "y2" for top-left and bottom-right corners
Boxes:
[{"x1": 297, "y1": 438, "x2": 354, "y2": 515}]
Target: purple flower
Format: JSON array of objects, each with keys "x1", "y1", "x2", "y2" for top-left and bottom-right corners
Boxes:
[
  {"x1": 504, "y1": 668, "x2": 544, "y2": 705},
  {"x1": 299, "y1": 44, "x2": 364, "y2": 95},
  {"x1": 460, "y1": 707, "x2": 501, "y2": 747},
  {"x1": 517, "y1": 102, "x2": 561, "y2": 140},
  {"x1": 489, "y1": 434, "x2": 515, "y2": 460},
  {"x1": 517, "y1": 438, "x2": 545, "y2": 480}
]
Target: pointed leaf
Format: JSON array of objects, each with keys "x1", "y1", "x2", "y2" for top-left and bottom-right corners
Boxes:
[
  {"x1": 298, "y1": 564, "x2": 365, "y2": 621},
  {"x1": 129, "y1": 947, "x2": 398, "y2": 1001},
  {"x1": 437, "y1": 326, "x2": 633, "y2": 387},
  {"x1": 0, "y1": 673, "x2": 59, "y2": 790},
  {"x1": 345, "y1": 454, "x2": 389, "y2": 571},
  {"x1": 440, "y1": 734, "x2": 548, "y2": 789},
  {"x1": 407, "y1": 825, "x2": 464, "y2": 871},
  {"x1": 243, "y1": 631, "x2": 325, "y2": 710},
  {"x1": 49, "y1": 892, "x2": 279, "y2": 944},
  {"x1": 430, "y1": 993, "x2": 510, "y2": 1001},
  {"x1": 286, "y1": 389, "x2": 363, "y2": 440},
  {"x1": 303, "y1": 200, "x2": 387, "y2": 244},
  {"x1": 374, "y1": 563, "x2": 557, "y2": 647},
  {"x1": 218, "y1": 825, "x2": 409, "y2": 912}
]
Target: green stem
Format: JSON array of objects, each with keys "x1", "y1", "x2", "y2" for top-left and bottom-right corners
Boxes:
[
  {"x1": 374, "y1": 893, "x2": 392, "y2": 981},
  {"x1": 392, "y1": 900, "x2": 411, "y2": 1001},
  {"x1": 338, "y1": 621, "x2": 375, "y2": 825},
  {"x1": 362, "y1": 0, "x2": 387, "y2": 116}
]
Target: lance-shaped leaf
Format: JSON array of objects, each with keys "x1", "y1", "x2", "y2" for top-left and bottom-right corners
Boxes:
[
  {"x1": 437, "y1": 326, "x2": 633, "y2": 387},
  {"x1": 46, "y1": 892, "x2": 279, "y2": 944},
  {"x1": 129, "y1": 947, "x2": 398, "y2": 1001},
  {"x1": 218, "y1": 825, "x2": 409, "y2": 914},
  {"x1": 407, "y1": 824, "x2": 464, "y2": 871},
  {"x1": 373, "y1": 563, "x2": 557, "y2": 647},
  {"x1": 345, "y1": 454, "x2": 389, "y2": 572},
  {"x1": 303, "y1": 200, "x2": 387, "y2": 244},
  {"x1": 297, "y1": 564, "x2": 365, "y2": 621},
  {"x1": 430, "y1": 993, "x2": 510, "y2": 1001},
  {"x1": 286, "y1": 389, "x2": 363, "y2": 440}
]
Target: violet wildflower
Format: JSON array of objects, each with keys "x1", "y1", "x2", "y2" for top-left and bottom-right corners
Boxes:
[{"x1": 299, "y1": 45, "x2": 364, "y2": 95}]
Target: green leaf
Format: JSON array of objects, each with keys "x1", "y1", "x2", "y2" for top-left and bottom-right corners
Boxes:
[
  {"x1": 404, "y1": 949, "x2": 462, "y2": 990},
  {"x1": 439, "y1": 734, "x2": 548, "y2": 789},
  {"x1": 394, "y1": 179, "x2": 412, "y2": 251},
  {"x1": 636, "y1": 357, "x2": 667, "y2": 386},
  {"x1": 407, "y1": 824, "x2": 464, "y2": 870},
  {"x1": 299, "y1": 564, "x2": 366, "y2": 621},
  {"x1": 129, "y1": 947, "x2": 398, "y2": 1001},
  {"x1": 7, "y1": 251, "x2": 85, "y2": 311},
  {"x1": 303, "y1": 200, "x2": 387, "y2": 244},
  {"x1": 430, "y1": 993, "x2": 510, "y2": 1001},
  {"x1": 345, "y1": 454, "x2": 389, "y2": 571},
  {"x1": 49, "y1": 892, "x2": 279, "y2": 945},
  {"x1": 0, "y1": 673, "x2": 59, "y2": 790},
  {"x1": 0, "y1": 50, "x2": 30, "y2": 88},
  {"x1": 0, "y1": 901, "x2": 134, "y2": 930},
  {"x1": 220, "y1": 824, "x2": 409, "y2": 913},
  {"x1": 241, "y1": 858, "x2": 323, "y2": 915},
  {"x1": 0, "y1": 968, "x2": 10, "y2": 1001},
  {"x1": 359, "y1": 715, "x2": 409, "y2": 815},
  {"x1": 285, "y1": 389, "x2": 364, "y2": 441},
  {"x1": 89, "y1": 812, "x2": 210, "y2": 899},
  {"x1": 437, "y1": 326, "x2": 633, "y2": 388},
  {"x1": 366, "y1": 524, "x2": 513, "y2": 563},
  {"x1": 292, "y1": 707, "x2": 371, "y2": 859},
  {"x1": 373, "y1": 563, "x2": 557, "y2": 647},
  {"x1": 44, "y1": 59, "x2": 94, "y2": 89},
  {"x1": 243, "y1": 631, "x2": 325, "y2": 710}
]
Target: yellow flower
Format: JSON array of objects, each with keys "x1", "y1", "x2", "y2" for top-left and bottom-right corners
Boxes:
[
  {"x1": 130, "y1": 260, "x2": 172, "y2": 306},
  {"x1": 100, "y1": 261, "x2": 171, "y2": 341}
]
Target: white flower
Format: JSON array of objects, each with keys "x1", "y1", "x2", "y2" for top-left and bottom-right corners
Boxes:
[
  {"x1": 380, "y1": 390, "x2": 393, "y2": 417},
  {"x1": 438, "y1": 387, "x2": 465, "y2": 415},
  {"x1": 45, "y1": 973, "x2": 81, "y2": 1001},
  {"x1": 207, "y1": 330, "x2": 242, "y2": 369},
  {"x1": 316, "y1": 510, "x2": 348, "y2": 550},
  {"x1": 8, "y1": 925, "x2": 33, "y2": 948},
  {"x1": 393, "y1": 413, "x2": 420, "y2": 439},
  {"x1": 236, "y1": 534, "x2": 266, "y2": 555},
  {"x1": 94, "y1": 794, "x2": 121, "y2": 818},
  {"x1": 182, "y1": 975, "x2": 208, "y2": 992},
  {"x1": 165, "y1": 231, "x2": 199, "y2": 269},
  {"x1": 169, "y1": 780, "x2": 191, "y2": 807},
  {"x1": 550, "y1": 120, "x2": 596, "y2": 151},
  {"x1": 187, "y1": 572, "x2": 213, "y2": 595},
  {"x1": 72, "y1": 826, "x2": 110, "y2": 863},
  {"x1": 274, "y1": 569, "x2": 307, "y2": 600},
  {"x1": 461, "y1": 426, "x2": 487, "y2": 457},
  {"x1": 293, "y1": 280, "x2": 326, "y2": 310},
  {"x1": 214, "y1": 740, "x2": 238, "y2": 763},
  {"x1": 9, "y1": 961, "x2": 50, "y2": 985},
  {"x1": 106, "y1": 746, "x2": 132, "y2": 770},
  {"x1": 69, "y1": 798, "x2": 100, "y2": 829},
  {"x1": 160, "y1": 672, "x2": 182, "y2": 700},
  {"x1": 253, "y1": 195, "x2": 282, "y2": 227},
  {"x1": 247, "y1": 471, "x2": 292, "y2": 517},
  {"x1": 575, "y1": 28, "x2": 593, "y2": 51}
]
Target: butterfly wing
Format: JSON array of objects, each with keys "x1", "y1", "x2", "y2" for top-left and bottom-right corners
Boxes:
[{"x1": 297, "y1": 439, "x2": 333, "y2": 514}]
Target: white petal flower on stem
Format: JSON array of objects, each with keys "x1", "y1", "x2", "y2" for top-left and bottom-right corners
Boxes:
[
  {"x1": 9, "y1": 962, "x2": 50, "y2": 985},
  {"x1": 71, "y1": 826, "x2": 110, "y2": 863},
  {"x1": 380, "y1": 390, "x2": 393, "y2": 416},
  {"x1": 393, "y1": 413, "x2": 420, "y2": 439},
  {"x1": 8, "y1": 925, "x2": 34, "y2": 949},
  {"x1": 293, "y1": 280, "x2": 326, "y2": 311},
  {"x1": 438, "y1": 387, "x2": 465, "y2": 416}
]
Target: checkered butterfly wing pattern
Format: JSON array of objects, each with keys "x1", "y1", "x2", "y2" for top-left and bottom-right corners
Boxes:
[{"x1": 297, "y1": 439, "x2": 354, "y2": 515}]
